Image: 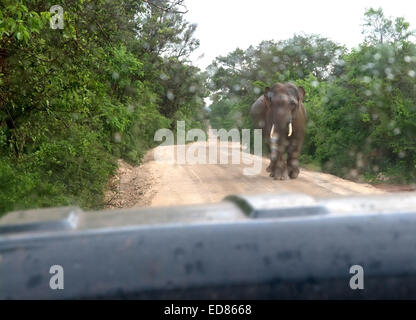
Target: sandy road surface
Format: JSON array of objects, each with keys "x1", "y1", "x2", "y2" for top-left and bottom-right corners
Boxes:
[{"x1": 105, "y1": 130, "x2": 385, "y2": 209}]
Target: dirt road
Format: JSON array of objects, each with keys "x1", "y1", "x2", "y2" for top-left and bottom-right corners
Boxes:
[{"x1": 105, "y1": 130, "x2": 386, "y2": 209}]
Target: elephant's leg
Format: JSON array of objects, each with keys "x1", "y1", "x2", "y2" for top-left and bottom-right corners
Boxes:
[
  {"x1": 263, "y1": 134, "x2": 272, "y2": 173},
  {"x1": 266, "y1": 150, "x2": 272, "y2": 172},
  {"x1": 268, "y1": 139, "x2": 279, "y2": 178},
  {"x1": 272, "y1": 152, "x2": 287, "y2": 180},
  {"x1": 269, "y1": 158, "x2": 277, "y2": 177},
  {"x1": 269, "y1": 151, "x2": 282, "y2": 178},
  {"x1": 287, "y1": 143, "x2": 301, "y2": 179}
]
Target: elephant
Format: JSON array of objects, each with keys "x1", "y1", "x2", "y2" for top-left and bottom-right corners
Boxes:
[{"x1": 250, "y1": 82, "x2": 307, "y2": 180}]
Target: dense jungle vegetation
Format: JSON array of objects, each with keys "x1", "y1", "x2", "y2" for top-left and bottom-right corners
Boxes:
[
  {"x1": 1, "y1": 3, "x2": 415, "y2": 216},
  {"x1": 0, "y1": 0, "x2": 208, "y2": 214},
  {"x1": 209, "y1": 8, "x2": 416, "y2": 184}
]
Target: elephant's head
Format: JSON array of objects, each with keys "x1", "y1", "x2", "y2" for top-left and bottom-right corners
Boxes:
[{"x1": 264, "y1": 83, "x2": 305, "y2": 158}]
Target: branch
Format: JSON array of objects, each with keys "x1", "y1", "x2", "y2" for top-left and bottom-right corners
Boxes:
[{"x1": 143, "y1": 0, "x2": 188, "y2": 14}]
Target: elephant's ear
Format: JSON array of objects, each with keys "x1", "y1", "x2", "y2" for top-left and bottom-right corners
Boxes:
[{"x1": 298, "y1": 86, "x2": 306, "y2": 102}]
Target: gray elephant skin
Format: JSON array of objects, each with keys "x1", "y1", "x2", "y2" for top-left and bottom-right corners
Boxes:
[{"x1": 250, "y1": 82, "x2": 307, "y2": 180}]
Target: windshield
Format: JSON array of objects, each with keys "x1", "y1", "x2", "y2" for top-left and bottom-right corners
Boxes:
[{"x1": 0, "y1": 1, "x2": 415, "y2": 218}]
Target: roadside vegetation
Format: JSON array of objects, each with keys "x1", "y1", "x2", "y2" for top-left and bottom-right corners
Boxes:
[
  {"x1": 208, "y1": 8, "x2": 416, "y2": 185},
  {"x1": 0, "y1": 0, "x2": 208, "y2": 215},
  {"x1": 1, "y1": 4, "x2": 415, "y2": 216}
]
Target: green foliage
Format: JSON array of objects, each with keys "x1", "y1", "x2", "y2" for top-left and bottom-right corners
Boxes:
[
  {"x1": 208, "y1": 33, "x2": 344, "y2": 132},
  {"x1": 208, "y1": 8, "x2": 416, "y2": 184},
  {"x1": 0, "y1": 1, "x2": 48, "y2": 42},
  {"x1": 304, "y1": 40, "x2": 416, "y2": 183},
  {"x1": 362, "y1": 7, "x2": 416, "y2": 45},
  {"x1": 0, "y1": 0, "x2": 207, "y2": 215}
]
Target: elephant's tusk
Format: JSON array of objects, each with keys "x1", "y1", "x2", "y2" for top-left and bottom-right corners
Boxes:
[
  {"x1": 288, "y1": 122, "x2": 293, "y2": 137},
  {"x1": 270, "y1": 124, "x2": 276, "y2": 139}
]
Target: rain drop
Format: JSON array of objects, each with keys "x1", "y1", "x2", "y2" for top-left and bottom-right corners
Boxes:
[
  {"x1": 167, "y1": 90, "x2": 175, "y2": 101},
  {"x1": 114, "y1": 132, "x2": 121, "y2": 143}
]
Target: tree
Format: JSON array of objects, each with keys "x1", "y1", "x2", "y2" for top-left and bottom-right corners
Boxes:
[
  {"x1": 362, "y1": 7, "x2": 415, "y2": 45},
  {"x1": 0, "y1": 0, "x2": 207, "y2": 215},
  {"x1": 207, "y1": 34, "x2": 343, "y2": 131}
]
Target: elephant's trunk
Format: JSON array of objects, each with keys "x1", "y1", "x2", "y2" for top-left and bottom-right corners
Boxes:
[
  {"x1": 269, "y1": 121, "x2": 293, "y2": 160},
  {"x1": 270, "y1": 122, "x2": 293, "y2": 139}
]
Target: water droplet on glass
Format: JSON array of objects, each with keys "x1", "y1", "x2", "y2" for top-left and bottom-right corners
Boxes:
[
  {"x1": 114, "y1": 132, "x2": 121, "y2": 143},
  {"x1": 362, "y1": 76, "x2": 371, "y2": 83},
  {"x1": 188, "y1": 85, "x2": 196, "y2": 93},
  {"x1": 167, "y1": 90, "x2": 175, "y2": 101},
  {"x1": 349, "y1": 169, "x2": 358, "y2": 178}
]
